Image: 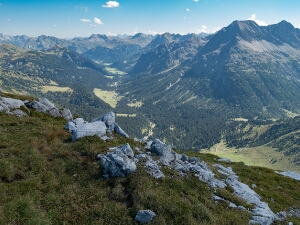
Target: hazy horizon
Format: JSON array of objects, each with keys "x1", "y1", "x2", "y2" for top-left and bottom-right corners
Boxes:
[{"x1": 0, "y1": 0, "x2": 300, "y2": 38}]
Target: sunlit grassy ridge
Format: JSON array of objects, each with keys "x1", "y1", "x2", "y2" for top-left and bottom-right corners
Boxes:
[{"x1": 0, "y1": 93, "x2": 300, "y2": 224}]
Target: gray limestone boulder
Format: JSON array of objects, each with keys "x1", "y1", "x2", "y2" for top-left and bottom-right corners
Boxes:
[
  {"x1": 98, "y1": 143, "x2": 136, "y2": 177},
  {"x1": 0, "y1": 97, "x2": 28, "y2": 116},
  {"x1": 72, "y1": 121, "x2": 107, "y2": 142},
  {"x1": 61, "y1": 109, "x2": 73, "y2": 122},
  {"x1": 0, "y1": 97, "x2": 25, "y2": 113},
  {"x1": 91, "y1": 112, "x2": 116, "y2": 130},
  {"x1": 10, "y1": 109, "x2": 27, "y2": 117},
  {"x1": 121, "y1": 143, "x2": 134, "y2": 158},
  {"x1": 150, "y1": 139, "x2": 176, "y2": 166},
  {"x1": 65, "y1": 118, "x2": 86, "y2": 133},
  {"x1": 29, "y1": 98, "x2": 72, "y2": 120},
  {"x1": 114, "y1": 123, "x2": 129, "y2": 138},
  {"x1": 135, "y1": 210, "x2": 156, "y2": 224}
]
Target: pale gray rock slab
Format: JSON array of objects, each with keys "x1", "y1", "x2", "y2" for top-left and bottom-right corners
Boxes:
[
  {"x1": 215, "y1": 164, "x2": 236, "y2": 176},
  {"x1": 38, "y1": 98, "x2": 56, "y2": 109},
  {"x1": 29, "y1": 98, "x2": 65, "y2": 118},
  {"x1": 91, "y1": 111, "x2": 116, "y2": 130},
  {"x1": 65, "y1": 118, "x2": 86, "y2": 133},
  {"x1": 135, "y1": 154, "x2": 147, "y2": 160},
  {"x1": 150, "y1": 139, "x2": 176, "y2": 166},
  {"x1": 65, "y1": 121, "x2": 76, "y2": 133},
  {"x1": 218, "y1": 158, "x2": 232, "y2": 163},
  {"x1": 73, "y1": 118, "x2": 85, "y2": 126},
  {"x1": 10, "y1": 109, "x2": 27, "y2": 117},
  {"x1": 99, "y1": 144, "x2": 137, "y2": 177},
  {"x1": 121, "y1": 143, "x2": 134, "y2": 158},
  {"x1": 61, "y1": 108, "x2": 73, "y2": 122},
  {"x1": 145, "y1": 156, "x2": 164, "y2": 178},
  {"x1": 0, "y1": 97, "x2": 24, "y2": 112},
  {"x1": 114, "y1": 123, "x2": 129, "y2": 138},
  {"x1": 135, "y1": 210, "x2": 156, "y2": 224},
  {"x1": 72, "y1": 121, "x2": 107, "y2": 142},
  {"x1": 276, "y1": 171, "x2": 300, "y2": 181},
  {"x1": 214, "y1": 164, "x2": 278, "y2": 225},
  {"x1": 48, "y1": 108, "x2": 61, "y2": 118},
  {"x1": 194, "y1": 166, "x2": 227, "y2": 188}
]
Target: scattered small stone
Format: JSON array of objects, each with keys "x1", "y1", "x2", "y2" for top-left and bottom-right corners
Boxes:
[
  {"x1": 252, "y1": 184, "x2": 257, "y2": 188},
  {"x1": 135, "y1": 210, "x2": 156, "y2": 224}
]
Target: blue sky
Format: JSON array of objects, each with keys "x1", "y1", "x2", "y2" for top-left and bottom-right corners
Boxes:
[{"x1": 0, "y1": 0, "x2": 300, "y2": 38}]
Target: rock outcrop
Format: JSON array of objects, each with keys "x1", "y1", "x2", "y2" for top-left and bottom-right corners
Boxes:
[
  {"x1": 215, "y1": 164, "x2": 279, "y2": 225},
  {"x1": 66, "y1": 112, "x2": 129, "y2": 141},
  {"x1": 135, "y1": 210, "x2": 156, "y2": 224},
  {"x1": 72, "y1": 121, "x2": 107, "y2": 142},
  {"x1": 276, "y1": 171, "x2": 300, "y2": 181},
  {"x1": 98, "y1": 143, "x2": 136, "y2": 178},
  {"x1": 28, "y1": 98, "x2": 73, "y2": 121},
  {"x1": 0, "y1": 97, "x2": 28, "y2": 116}
]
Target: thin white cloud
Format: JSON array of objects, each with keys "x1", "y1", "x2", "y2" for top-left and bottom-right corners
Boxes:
[
  {"x1": 148, "y1": 30, "x2": 162, "y2": 35},
  {"x1": 193, "y1": 0, "x2": 199, "y2": 2},
  {"x1": 133, "y1": 26, "x2": 139, "y2": 34},
  {"x1": 108, "y1": 31, "x2": 117, "y2": 36},
  {"x1": 186, "y1": 8, "x2": 191, "y2": 12},
  {"x1": 74, "y1": 5, "x2": 88, "y2": 12},
  {"x1": 7, "y1": 18, "x2": 11, "y2": 21},
  {"x1": 248, "y1": 14, "x2": 267, "y2": 26},
  {"x1": 94, "y1": 17, "x2": 103, "y2": 25},
  {"x1": 90, "y1": 24, "x2": 97, "y2": 27},
  {"x1": 102, "y1": 1, "x2": 119, "y2": 8},
  {"x1": 53, "y1": 25, "x2": 57, "y2": 27},
  {"x1": 212, "y1": 27, "x2": 221, "y2": 33},
  {"x1": 0, "y1": 3, "x2": 2, "y2": 6},
  {"x1": 198, "y1": 25, "x2": 207, "y2": 33},
  {"x1": 80, "y1": 19, "x2": 91, "y2": 22}
]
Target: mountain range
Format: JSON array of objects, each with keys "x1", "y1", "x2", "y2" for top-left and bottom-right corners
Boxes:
[{"x1": 2, "y1": 20, "x2": 300, "y2": 171}]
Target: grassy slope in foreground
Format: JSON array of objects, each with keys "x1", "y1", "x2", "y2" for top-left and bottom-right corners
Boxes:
[{"x1": 0, "y1": 94, "x2": 300, "y2": 224}]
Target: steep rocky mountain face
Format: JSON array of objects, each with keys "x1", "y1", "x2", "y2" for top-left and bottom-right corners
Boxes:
[
  {"x1": 131, "y1": 35, "x2": 207, "y2": 74},
  {"x1": 117, "y1": 20, "x2": 300, "y2": 151},
  {"x1": 185, "y1": 20, "x2": 300, "y2": 118},
  {"x1": 128, "y1": 20, "x2": 300, "y2": 120}
]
